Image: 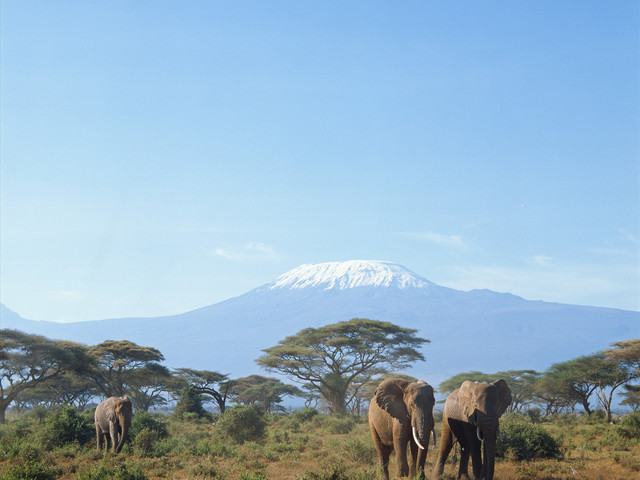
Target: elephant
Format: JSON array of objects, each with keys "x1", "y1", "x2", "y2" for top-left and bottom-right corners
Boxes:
[
  {"x1": 95, "y1": 396, "x2": 132, "y2": 453},
  {"x1": 369, "y1": 378, "x2": 436, "y2": 480},
  {"x1": 433, "y1": 380, "x2": 512, "y2": 480}
]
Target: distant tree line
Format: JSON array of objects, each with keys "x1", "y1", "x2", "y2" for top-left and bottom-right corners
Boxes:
[
  {"x1": 0, "y1": 331, "x2": 298, "y2": 423},
  {"x1": 438, "y1": 339, "x2": 640, "y2": 422},
  {"x1": 1, "y1": 323, "x2": 638, "y2": 423}
]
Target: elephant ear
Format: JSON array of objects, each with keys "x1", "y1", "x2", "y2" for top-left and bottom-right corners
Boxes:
[
  {"x1": 374, "y1": 379, "x2": 408, "y2": 417},
  {"x1": 105, "y1": 398, "x2": 117, "y2": 422},
  {"x1": 493, "y1": 379, "x2": 512, "y2": 417},
  {"x1": 457, "y1": 381, "x2": 477, "y2": 422}
]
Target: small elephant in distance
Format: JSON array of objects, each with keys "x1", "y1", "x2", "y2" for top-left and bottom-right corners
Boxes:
[
  {"x1": 369, "y1": 378, "x2": 436, "y2": 480},
  {"x1": 95, "y1": 396, "x2": 132, "y2": 453},
  {"x1": 433, "y1": 379, "x2": 512, "y2": 480}
]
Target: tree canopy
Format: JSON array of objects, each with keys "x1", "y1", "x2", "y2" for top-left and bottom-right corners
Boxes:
[
  {"x1": 86, "y1": 340, "x2": 165, "y2": 399},
  {"x1": 173, "y1": 368, "x2": 231, "y2": 413},
  {"x1": 228, "y1": 375, "x2": 301, "y2": 414},
  {"x1": 0, "y1": 330, "x2": 89, "y2": 423},
  {"x1": 256, "y1": 318, "x2": 429, "y2": 414}
]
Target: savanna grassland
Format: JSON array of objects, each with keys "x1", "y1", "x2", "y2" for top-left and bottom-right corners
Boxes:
[{"x1": 1, "y1": 406, "x2": 639, "y2": 480}]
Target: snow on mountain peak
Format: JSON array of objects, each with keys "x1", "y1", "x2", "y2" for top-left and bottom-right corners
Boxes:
[{"x1": 265, "y1": 260, "x2": 434, "y2": 291}]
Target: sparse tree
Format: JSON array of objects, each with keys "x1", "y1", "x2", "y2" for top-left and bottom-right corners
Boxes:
[
  {"x1": 533, "y1": 372, "x2": 577, "y2": 415},
  {"x1": 173, "y1": 368, "x2": 231, "y2": 413},
  {"x1": 127, "y1": 362, "x2": 173, "y2": 412},
  {"x1": 257, "y1": 318, "x2": 428, "y2": 414},
  {"x1": 0, "y1": 330, "x2": 89, "y2": 423},
  {"x1": 229, "y1": 375, "x2": 301, "y2": 414},
  {"x1": 620, "y1": 385, "x2": 640, "y2": 411},
  {"x1": 85, "y1": 340, "x2": 165, "y2": 399}
]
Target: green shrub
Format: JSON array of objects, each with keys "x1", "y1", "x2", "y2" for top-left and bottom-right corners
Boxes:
[
  {"x1": 174, "y1": 386, "x2": 211, "y2": 420},
  {"x1": 40, "y1": 406, "x2": 93, "y2": 448},
  {"x1": 75, "y1": 462, "x2": 148, "y2": 480},
  {"x1": 497, "y1": 417, "x2": 563, "y2": 461},
  {"x1": 131, "y1": 412, "x2": 168, "y2": 439},
  {"x1": 292, "y1": 408, "x2": 318, "y2": 423},
  {"x1": 216, "y1": 406, "x2": 266, "y2": 444},
  {"x1": 341, "y1": 438, "x2": 376, "y2": 463},
  {"x1": 616, "y1": 412, "x2": 640, "y2": 440},
  {"x1": 131, "y1": 412, "x2": 169, "y2": 457},
  {"x1": 0, "y1": 460, "x2": 59, "y2": 480},
  {"x1": 326, "y1": 415, "x2": 356, "y2": 435}
]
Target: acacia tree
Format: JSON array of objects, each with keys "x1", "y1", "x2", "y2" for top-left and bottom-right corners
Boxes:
[
  {"x1": 542, "y1": 356, "x2": 607, "y2": 416},
  {"x1": 0, "y1": 330, "x2": 89, "y2": 423},
  {"x1": 127, "y1": 362, "x2": 173, "y2": 412},
  {"x1": 256, "y1": 318, "x2": 429, "y2": 414},
  {"x1": 85, "y1": 340, "x2": 166, "y2": 399},
  {"x1": 228, "y1": 375, "x2": 301, "y2": 414},
  {"x1": 620, "y1": 385, "x2": 640, "y2": 411},
  {"x1": 598, "y1": 339, "x2": 640, "y2": 421},
  {"x1": 173, "y1": 368, "x2": 232, "y2": 413}
]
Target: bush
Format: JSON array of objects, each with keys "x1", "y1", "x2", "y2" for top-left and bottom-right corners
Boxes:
[
  {"x1": 216, "y1": 406, "x2": 266, "y2": 444},
  {"x1": 41, "y1": 406, "x2": 93, "y2": 448},
  {"x1": 326, "y1": 415, "x2": 356, "y2": 435},
  {"x1": 497, "y1": 416, "x2": 563, "y2": 461},
  {"x1": 174, "y1": 386, "x2": 211, "y2": 420},
  {"x1": 0, "y1": 461, "x2": 59, "y2": 480},
  {"x1": 292, "y1": 408, "x2": 319, "y2": 423},
  {"x1": 75, "y1": 462, "x2": 148, "y2": 480},
  {"x1": 616, "y1": 412, "x2": 640, "y2": 440},
  {"x1": 131, "y1": 412, "x2": 168, "y2": 439}
]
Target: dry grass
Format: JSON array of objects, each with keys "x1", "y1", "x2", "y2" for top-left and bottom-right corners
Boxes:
[{"x1": 1, "y1": 411, "x2": 639, "y2": 479}]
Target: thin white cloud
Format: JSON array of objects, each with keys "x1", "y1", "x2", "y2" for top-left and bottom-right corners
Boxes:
[
  {"x1": 213, "y1": 242, "x2": 278, "y2": 262},
  {"x1": 527, "y1": 254, "x2": 553, "y2": 266},
  {"x1": 403, "y1": 231, "x2": 467, "y2": 249},
  {"x1": 51, "y1": 290, "x2": 83, "y2": 300}
]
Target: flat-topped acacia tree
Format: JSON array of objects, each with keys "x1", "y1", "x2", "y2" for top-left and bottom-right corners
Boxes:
[{"x1": 256, "y1": 318, "x2": 429, "y2": 414}]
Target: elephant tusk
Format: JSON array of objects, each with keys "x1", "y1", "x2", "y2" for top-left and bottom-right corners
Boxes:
[
  {"x1": 413, "y1": 426, "x2": 425, "y2": 450},
  {"x1": 477, "y1": 426, "x2": 484, "y2": 442}
]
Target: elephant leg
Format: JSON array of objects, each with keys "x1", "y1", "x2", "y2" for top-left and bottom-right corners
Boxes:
[
  {"x1": 470, "y1": 439, "x2": 482, "y2": 480},
  {"x1": 371, "y1": 429, "x2": 392, "y2": 480},
  {"x1": 409, "y1": 439, "x2": 418, "y2": 478},
  {"x1": 457, "y1": 442, "x2": 472, "y2": 480},
  {"x1": 95, "y1": 425, "x2": 103, "y2": 451},
  {"x1": 433, "y1": 420, "x2": 454, "y2": 479},
  {"x1": 394, "y1": 437, "x2": 409, "y2": 478},
  {"x1": 410, "y1": 440, "x2": 428, "y2": 480}
]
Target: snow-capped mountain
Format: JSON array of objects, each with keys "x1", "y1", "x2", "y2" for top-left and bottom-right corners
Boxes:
[
  {"x1": 2, "y1": 260, "x2": 639, "y2": 390},
  {"x1": 263, "y1": 260, "x2": 434, "y2": 291}
]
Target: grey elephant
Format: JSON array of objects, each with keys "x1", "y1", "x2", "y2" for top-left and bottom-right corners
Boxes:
[
  {"x1": 433, "y1": 380, "x2": 512, "y2": 480},
  {"x1": 95, "y1": 396, "x2": 132, "y2": 453},
  {"x1": 369, "y1": 378, "x2": 436, "y2": 480}
]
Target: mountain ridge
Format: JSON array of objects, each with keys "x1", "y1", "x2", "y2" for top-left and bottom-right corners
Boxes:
[{"x1": 1, "y1": 260, "x2": 638, "y2": 390}]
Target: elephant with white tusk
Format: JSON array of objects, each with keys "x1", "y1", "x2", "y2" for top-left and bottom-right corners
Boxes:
[
  {"x1": 369, "y1": 378, "x2": 435, "y2": 480},
  {"x1": 433, "y1": 380, "x2": 511, "y2": 480}
]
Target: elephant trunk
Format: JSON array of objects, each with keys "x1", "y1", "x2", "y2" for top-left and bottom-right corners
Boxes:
[
  {"x1": 483, "y1": 433, "x2": 497, "y2": 480},
  {"x1": 412, "y1": 412, "x2": 432, "y2": 451},
  {"x1": 115, "y1": 415, "x2": 129, "y2": 453},
  {"x1": 477, "y1": 422, "x2": 498, "y2": 480}
]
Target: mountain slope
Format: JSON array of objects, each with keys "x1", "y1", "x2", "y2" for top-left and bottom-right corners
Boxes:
[{"x1": 2, "y1": 261, "x2": 638, "y2": 388}]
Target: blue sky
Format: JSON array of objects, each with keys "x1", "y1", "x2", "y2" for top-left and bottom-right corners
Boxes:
[{"x1": 1, "y1": 1, "x2": 638, "y2": 322}]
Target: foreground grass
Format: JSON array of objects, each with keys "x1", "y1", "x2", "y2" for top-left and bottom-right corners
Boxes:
[{"x1": 1, "y1": 407, "x2": 639, "y2": 480}]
